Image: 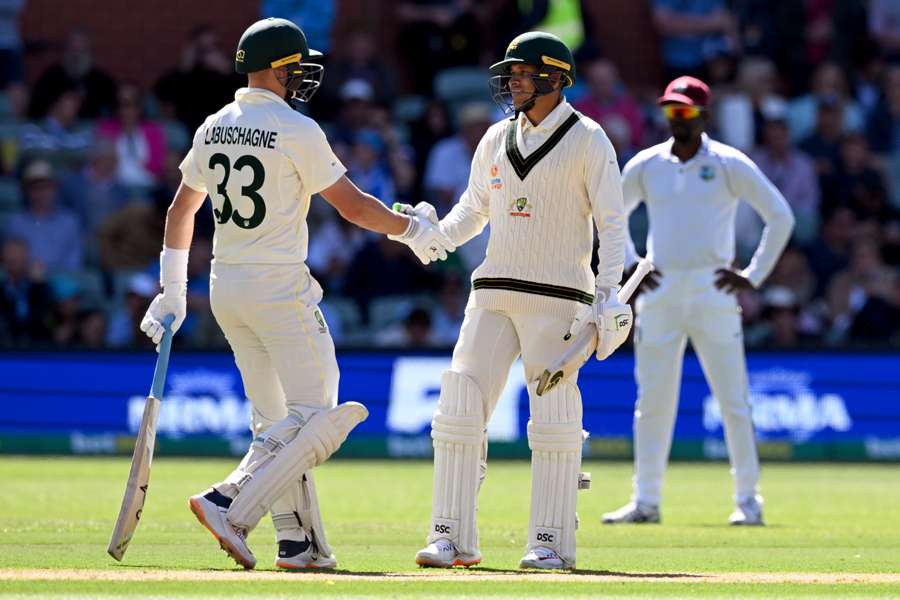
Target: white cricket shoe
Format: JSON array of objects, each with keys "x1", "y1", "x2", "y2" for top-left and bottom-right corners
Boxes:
[
  {"x1": 189, "y1": 490, "x2": 256, "y2": 569},
  {"x1": 602, "y1": 501, "x2": 661, "y2": 524},
  {"x1": 729, "y1": 495, "x2": 765, "y2": 526},
  {"x1": 519, "y1": 546, "x2": 569, "y2": 570},
  {"x1": 415, "y1": 539, "x2": 481, "y2": 568},
  {"x1": 275, "y1": 537, "x2": 337, "y2": 570}
]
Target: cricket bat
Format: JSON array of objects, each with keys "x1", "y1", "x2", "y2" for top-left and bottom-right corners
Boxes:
[
  {"x1": 107, "y1": 314, "x2": 175, "y2": 561},
  {"x1": 535, "y1": 260, "x2": 654, "y2": 396}
]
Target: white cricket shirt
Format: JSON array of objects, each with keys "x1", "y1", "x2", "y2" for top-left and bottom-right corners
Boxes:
[
  {"x1": 622, "y1": 134, "x2": 794, "y2": 287},
  {"x1": 179, "y1": 87, "x2": 346, "y2": 265}
]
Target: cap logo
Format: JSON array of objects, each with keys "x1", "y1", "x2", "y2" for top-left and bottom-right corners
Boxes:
[
  {"x1": 541, "y1": 55, "x2": 570, "y2": 71},
  {"x1": 236, "y1": 49, "x2": 245, "y2": 63},
  {"x1": 270, "y1": 52, "x2": 302, "y2": 68}
]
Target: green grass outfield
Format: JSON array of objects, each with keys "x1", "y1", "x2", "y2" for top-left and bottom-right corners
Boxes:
[{"x1": 0, "y1": 457, "x2": 898, "y2": 598}]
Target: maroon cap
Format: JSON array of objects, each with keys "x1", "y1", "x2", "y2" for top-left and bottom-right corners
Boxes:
[{"x1": 657, "y1": 76, "x2": 710, "y2": 107}]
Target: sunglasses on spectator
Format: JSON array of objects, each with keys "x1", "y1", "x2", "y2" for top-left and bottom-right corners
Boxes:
[{"x1": 662, "y1": 105, "x2": 704, "y2": 120}]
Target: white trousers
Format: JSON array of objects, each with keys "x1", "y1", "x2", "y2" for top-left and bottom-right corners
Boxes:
[
  {"x1": 632, "y1": 267, "x2": 759, "y2": 505},
  {"x1": 210, "y1": 263, "x2": 338, "y2": 540}
]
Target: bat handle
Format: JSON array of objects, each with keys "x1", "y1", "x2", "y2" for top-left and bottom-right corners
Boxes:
[
  {"x1": 149, "y1": 314, "x2": 175, "y2": 399},
  {"x1": 617, "y1": 259, "x2": 654, "y2": 304}
]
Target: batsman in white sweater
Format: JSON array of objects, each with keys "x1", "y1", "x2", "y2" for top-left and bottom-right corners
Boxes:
[{"x1": 411, "y1": 32, "x2": 630, "y2": 571}]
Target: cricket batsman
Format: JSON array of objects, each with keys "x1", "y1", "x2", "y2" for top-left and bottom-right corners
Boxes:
[
  {"x1": 409, "y1": 31, "x2": 630, "y2": 570},
  {"x1": 138, "y1": 18, "x2": 455, "y2": 569},
  {"x1": 602, "y1": 76, "x2": 795, "y2": 527}
]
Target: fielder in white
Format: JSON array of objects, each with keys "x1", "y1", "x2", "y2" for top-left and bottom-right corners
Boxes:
[
  {"x1": 602, "y1": 76, "x2": 795, "y2": 527},
  {"x1": 410, "y1": 32, "x2": 630, "y2": 571},
  {"x1": 138, "y1": 18, "x2": 454, "y2": 569}
]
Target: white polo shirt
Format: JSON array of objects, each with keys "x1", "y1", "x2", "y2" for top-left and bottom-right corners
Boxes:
[
  {"x1": 180, "y1": 87, "x2": 346, "y2": 265},
  {"x1": 622, "y1": 133, "x2": 794, "y2": 287}
]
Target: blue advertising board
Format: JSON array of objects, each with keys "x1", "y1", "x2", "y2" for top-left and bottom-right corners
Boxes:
[{"x1": 0, "y1": 350, "x2": 898, "y2": 460}]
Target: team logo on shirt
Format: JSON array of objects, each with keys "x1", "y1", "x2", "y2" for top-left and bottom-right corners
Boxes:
[
  {"x1": 509, "y1": 196, "x2": 532, "y2": 217},
  {"x1": 699, "y1": 165, "x2": 716, "y2": 181},
  {"x1": 490, "y1": 164, "x2": 503, "y2": 190}
]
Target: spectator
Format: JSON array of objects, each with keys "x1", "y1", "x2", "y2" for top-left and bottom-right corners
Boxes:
[
  {"x1": 5, "y1": 160, "x2": 82, "y2": 273},
  {"x1": 787, "y1": 62, "x2": 864, "y2": 143},
  {"x1": 397, "y1": 1, "x2": 486, "y2": 93},
  {"x1": 261, "y1": 0, "x2": 336, "y2": 54},
  {"x1": 748, "y1": 98, "x2": 821, "y2": 245},
  {"x1": 0, "y1": 80, "x2": 27, "y2": 175},
  {"x1": 750, "y1": 286, "x2": 818, "y2": 348},
  {"x1": 347, "y1": 128, "x2": 395, "y2": 206},
  {"x1": 376, "y1": 306, "x2": 437, "y2": 347},
  {"x1": 96, "y1": 198, "x2": 164, "y2": 272},
  {"x1": 96, "y1": 83, "x2": 166, "y2": 193},
  {"x1": 869, "y1": 0, "x2": 900, "y2": 61},
  {"x1": 799, "y1": 95, "x2": 846, "y2": 199},
  {"x1": 153, "y1": 25, "x2": 241, "y2": 132},
  {"x1": 714, "y1": 56, "x2": 780, "y2": 151},
  {"x1": 651, "y1": 0, "x2": 738, "y2": 81},
  {"x1": 107, "y1": 272, "x2": 158, "y2": 348},
  {"x1": 424, "y1": 102, "x2": 492, "y2": 211},
  {"x1": 0, "y1": 237, "x2": 53, "y2": 344},
  {"x1": 331, "y1": 78, "x2": 377, "y2": 146},
  {"x1": 765, "y1": 246, "x2": 818, "y2": 306},
  {"x1": 307, "y1": 211, "x2": 366, "y2": 292},
  {"x1": 573, "y1": 58, "x2": 644, "y2": 150},
  {"x1": 431, "y1": 271, "x2": 466, "y2": 345},
  {"x1": 48, "y1": 273, "x2": 83, "y2": 346},
  {"x1": 58, "y1": 140, "x2": 131, "y2": 250},
  {"x1": 410, "y1": 99, "x2": 452, "y2": 198},
  {"x1": 0, "y1": 0, "x2": 24, "y2": 88},
  {"x1": 807, "y1": 206, "x2": 857, "y2": 299},
  {"x1": 28, "y1": 30, "x2": 116, "y2": 120},
  {"x1": 320, "y1": 29, "x2": 397, "y2": 111},
  {"x1": 75, "y1": 308, "x2": 107, "y2": 348},
  {"x1": 343, "y1": 236, "x2": 439, "y2": 322},
  {"x1": 833, "y1": 133, "x2": 889, "y2": 219},
  {"x1": 865, "y1": 63, "x2": 900, "y2": 157},
  {"x1": 827, "y1": 238, "x2": 900, "y2": 344},
  {"x1": 19, "y1": 85, "x2": 93, "y2": 170}
]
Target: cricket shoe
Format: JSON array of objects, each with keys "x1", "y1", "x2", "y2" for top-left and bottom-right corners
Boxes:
[
  {"x1": 275, "y1": 537, "x2": 337, "y2": 570},
  {"x1": 729, "y1": 495, "x2": 765, "y2": 526},
  {"x1": 415, "y1": 539, "x2": 481, "y2": 568},
  {"x1": 602, "y1": 501, "x2": 661, "y2": 524},
  {"x1": 519, "y1": 546, "x2": 570, "y2": 570},
  {"x1": 189, "y1": 489, "x2": 256, "y2": 569}
]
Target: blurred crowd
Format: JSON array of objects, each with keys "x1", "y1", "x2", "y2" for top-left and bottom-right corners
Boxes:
[{"x1": 1, "y1": 0, "x2": 899, "y2": 351}]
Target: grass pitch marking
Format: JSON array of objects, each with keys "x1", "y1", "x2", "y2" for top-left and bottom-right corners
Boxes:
[{"x1": 2, "y1": 569, "x2": 898, "y2": 584}]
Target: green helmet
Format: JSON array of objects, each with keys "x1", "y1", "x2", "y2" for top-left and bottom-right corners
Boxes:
[
  {"x1": 235, "y1": 18, "x2": 324, "y2": 103},
  {"x1": 235, "y1": 17, "x2": 322, "y2": 74},
  {"x1": 489, "y1": 31, "x2": 576, "y2": 87}
]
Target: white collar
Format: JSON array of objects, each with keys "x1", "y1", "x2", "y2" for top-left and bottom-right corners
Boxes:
[
  {"x1": 234, "y1": 87, "x2": 288, "y2": 106},
  {"x1": 662, "y1": 132, "x2": 711, "y2": 164},
  {"x1": 518, "y1": 98, "x2": 573, "y2": 133}
]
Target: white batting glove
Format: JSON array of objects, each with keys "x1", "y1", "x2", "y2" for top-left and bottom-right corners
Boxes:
[
  {"x1": 140, "y1": 283, "x2": 186, "y2": 345},
  {"x1": 388, "y1": 202, "x2": 456, "y2": 264},
  {"x1": 567, "y1": 287, "x2": 633, "y2": 360},
  {"x1": 140, "y1": 246, "x2": 189, "y2": 347}
]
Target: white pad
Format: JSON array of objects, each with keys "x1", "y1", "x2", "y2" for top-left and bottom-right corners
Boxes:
[
  {"x1": 271, "y1": 471, "x2": 333, "y2": 558},
  {"x1": 429, "y1": 371, "x2": 484, "y2": 558},
  {"x1": 527, "y1": 381, "x2": 583, "y2": 568},
  {"x1": 226, "y1": 402, "x2": 368, "y2": 530}
]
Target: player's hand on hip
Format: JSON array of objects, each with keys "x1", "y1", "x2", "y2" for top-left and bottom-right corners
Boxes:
[
  {"x1": 623, "y1": 262, "x2": 662, "y2": 295},
  {"x1": 140, "y1": 283, "x2": 187, "y2": 345},
  {"x1": 714, "y1": 268, "x2": 753, "y2": 294},
  {"x1": 388, "y1": 204, "x2": 455, "y2": 265}
]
